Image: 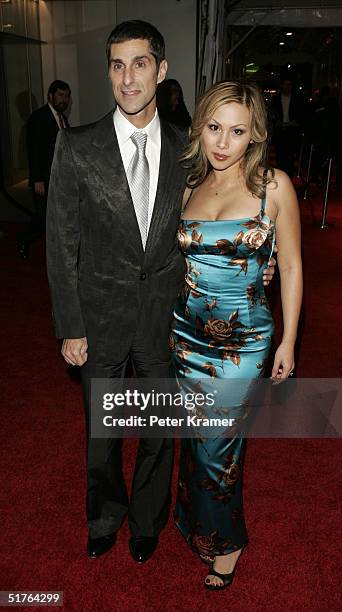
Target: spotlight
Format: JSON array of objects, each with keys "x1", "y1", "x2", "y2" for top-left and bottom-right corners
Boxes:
[
  {"x1": 286, "y1": 32, "x2": 293, "y2": 36},
  {"x1": 279, "y1": 42, "x2": 285, "y2": 46}
]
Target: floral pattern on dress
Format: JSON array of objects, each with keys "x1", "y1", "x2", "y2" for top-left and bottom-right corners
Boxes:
[{"x1": 172, "y1": 195, "x2": 275, "y2": 556}]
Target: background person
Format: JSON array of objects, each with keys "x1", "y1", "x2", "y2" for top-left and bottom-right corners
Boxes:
[
  {"x1": 309, "y1": 86, "x2": 340, "y2": 184},
  {"x1": 17, "y1": 80, "x2": 71, "y2": 260},
  {"x1": 157, "y1": 78, "x2": 192, "y2": 130},
  {"x1": 271, "y1": 78, "x2": 303, "y2": 178}
]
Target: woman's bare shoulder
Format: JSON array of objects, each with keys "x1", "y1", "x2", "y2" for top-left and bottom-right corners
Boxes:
[
  {"x1": 261, "y1": 167, "x2": 295, "y2": 196},
  {"x1": 272, "y1": 167, "x2": 294, "y2": 189}
]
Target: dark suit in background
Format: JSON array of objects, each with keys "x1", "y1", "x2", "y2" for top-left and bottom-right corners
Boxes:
[
  {"x1": 28, "y1": 104, "x2": 67, "y2": 186},
  {"x1": 46, "y1": 110, "x2": 187, "y2": 538},
  {"x1": 18, "y1": 103, "x2": 69, "y2": 250},
  {"x1": 271, "y1": 83, "x2": 303, "y2": 178},
  {"x1": 309, "y1": 88, "x2": 340, "y2": 182},
  {"x1": 17, "y1": 80, "x2": 71, "y2": 259}
]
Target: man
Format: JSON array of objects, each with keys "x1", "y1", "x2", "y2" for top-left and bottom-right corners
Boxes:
[
  {"x1": 309, "y1": 86, "x2": 340, "y2": 184},
  {"x1": 47, "y1": 21, "x2": 275, "y2": 564},
  {"x1": 17, "y1": 80, "x2": 71, "y2": 260},
  {"x1": 271, "y1": 78, "x2": 303, "y2": 178}
]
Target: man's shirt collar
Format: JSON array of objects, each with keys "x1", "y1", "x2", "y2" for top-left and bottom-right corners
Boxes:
[{"x1": 114, "y1": 106, "x2": 160, "y2": 146}]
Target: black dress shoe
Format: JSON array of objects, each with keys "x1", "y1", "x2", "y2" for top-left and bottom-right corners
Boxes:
[
  {"x1": 129, "y1": 536, "x2": 158, "y2": 564},
  {"x1": 17, "y1": 239, "x2": 29, "y2": 260},
  {"x1": 87, "y1": 532, "x2": 116, "y2": 558}
]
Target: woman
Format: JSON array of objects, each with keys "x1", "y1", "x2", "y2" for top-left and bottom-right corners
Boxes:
[
  {"x1": 169, "y1": 81, "x2": 302, "y2": 590},
  {"x1": 156, "y1": 78, "x2": 192, "y2": 129}
]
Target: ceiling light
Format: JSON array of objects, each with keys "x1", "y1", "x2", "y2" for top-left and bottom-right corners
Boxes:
[
  {"x1": 279, "y1": 42, "x2": 285, "y2": 46},
  {"x1": 286, "y1": 32, "x2": 293, "y2": 36}
]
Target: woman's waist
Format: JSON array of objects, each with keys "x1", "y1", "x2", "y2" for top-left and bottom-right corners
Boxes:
[
  {"x1": 185, "y1": 274, "x2": 267, "y2": 296},
  {"x1": 173, "y1": 313, "x2": 274, "y2": 349}
]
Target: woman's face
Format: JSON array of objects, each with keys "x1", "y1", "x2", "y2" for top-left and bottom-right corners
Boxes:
[{"x1": 200, "y1": 102, "x2": 252, "y2": 171}]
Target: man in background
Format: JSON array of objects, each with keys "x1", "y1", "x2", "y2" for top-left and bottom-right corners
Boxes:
[
  {"x1": 309, "y1": 86, "x2": 340, "y2": 184},
  {"x1": 17, "y1": 80, "x2": 71, "y2": 260},
  {"x1": 271, "y1": 78, "x2": 303, "y2": 178}
]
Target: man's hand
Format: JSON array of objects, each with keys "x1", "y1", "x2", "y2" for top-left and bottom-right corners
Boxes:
[
  {"x1": 262, "y1": 246, "x2": 278, "y2": 286},
  {"x1": 34, "y1": 181, "x2": 45, "y2": 196},
  {"x1": 62, "y1": 337, "x2": 88, "y2": 366}
]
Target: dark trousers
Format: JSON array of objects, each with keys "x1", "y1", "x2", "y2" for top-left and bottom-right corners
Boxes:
[
  {"x1": 18, "y1": 187, "x2": 47, "y2": 246},
  {"x1": 81, "y1": 326, "x2": 175, "y2": 539},
  {"x1": 273, "y1": 126, "x2": 300, "y2": 178}
]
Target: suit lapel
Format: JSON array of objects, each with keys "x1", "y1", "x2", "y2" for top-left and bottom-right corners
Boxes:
[
  {"x1": 44, "y1": 104, "x2": 59, "y2": 135},
  {"x1": 89, "y1": 111, "x2": 143, "y2": 251},
  {"x1": 145, "y1": 119, "x2": 185, "y2": 256},
  {"x1": 87, "y1": 113, "x2": 186, "y2": 258}
]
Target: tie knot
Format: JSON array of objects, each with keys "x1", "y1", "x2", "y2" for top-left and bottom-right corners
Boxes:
[{"x1": 131, "y1": 131, "x2": 147, "y2": 151}]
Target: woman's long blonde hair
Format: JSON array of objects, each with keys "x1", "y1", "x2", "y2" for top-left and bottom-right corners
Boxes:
[{"x1": 182, "y1": 80, "x2": 274, "y2": 198}]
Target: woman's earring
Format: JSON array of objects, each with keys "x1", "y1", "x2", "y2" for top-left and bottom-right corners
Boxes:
[{"x1": 249, "y1": 140, "x2": 254, "y2": 144}]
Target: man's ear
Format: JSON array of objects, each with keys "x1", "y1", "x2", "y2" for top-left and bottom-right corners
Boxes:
[
  {"x1": 157, "y1": 59, "x2": 168, "y2": 85},
  {"x1": 48, "y1": 93, "x2": 53, "y2": 104}
]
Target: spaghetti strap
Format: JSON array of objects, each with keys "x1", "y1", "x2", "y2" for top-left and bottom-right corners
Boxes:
[
  {"x1": 260, "y1": 168, "x2": 268, "y2": 215},
  {"x1": 181, "y1": 188, "x2": 193, "y2": 214}
]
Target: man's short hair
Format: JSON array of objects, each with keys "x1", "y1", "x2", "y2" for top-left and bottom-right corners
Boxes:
[
  {"x1": 48, "y1": 80, "x2": 71, "y2": 96},
  {"x1": 106, "y1": 20, "x2": 165, "y2": 69}
]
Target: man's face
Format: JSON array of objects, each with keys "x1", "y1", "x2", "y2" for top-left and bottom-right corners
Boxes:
[
  {"x1": 108, "y1": 39, "x2": 167, "y2": 119},
  {"x1": 49, "y1": 88, "x2": 71, "y2": 113}
]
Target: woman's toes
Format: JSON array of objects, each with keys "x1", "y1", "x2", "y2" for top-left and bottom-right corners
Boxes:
[{"x1": 205, "y1": 574, "x2": 223, "y2": 587}]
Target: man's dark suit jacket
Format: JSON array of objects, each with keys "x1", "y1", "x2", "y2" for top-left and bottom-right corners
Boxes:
[
  {"x1": 46, "y1": 111, "x2": 187, "y2": 364},
  {"x1": 27, "y1": 104, "x2": 69, "y2": 186},
  {"x1": 271, "y1": 94, "x2": 303, "y2": 126}
]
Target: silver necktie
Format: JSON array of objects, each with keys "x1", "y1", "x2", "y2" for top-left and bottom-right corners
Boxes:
[{"x1": 127, "y1": 131, "x2": 150, "y2": 249}]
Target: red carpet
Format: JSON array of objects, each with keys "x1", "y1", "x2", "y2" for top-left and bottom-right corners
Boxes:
[{"x1": 0, "y1": 186, "x2": 341, "y2": 611}]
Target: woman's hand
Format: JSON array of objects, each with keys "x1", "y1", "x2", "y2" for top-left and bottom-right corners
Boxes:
[{"x1": 271, "y1": 341, "x2": 294, "y2": 381}]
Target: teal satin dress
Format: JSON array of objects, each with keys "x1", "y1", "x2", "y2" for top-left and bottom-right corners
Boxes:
[{"x1": 170, "y1": 181, "x2": 275, "y2": 558}]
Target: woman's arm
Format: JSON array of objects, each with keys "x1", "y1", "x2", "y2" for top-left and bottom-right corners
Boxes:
[{"x1": 271, "y1": 169, "x2": 303, "y2": 379}]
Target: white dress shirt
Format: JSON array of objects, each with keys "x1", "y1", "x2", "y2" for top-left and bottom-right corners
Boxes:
[
  {"x1": 48, "y1": 102, "x2": 65, "y2": 128},
  {"x1": 113, "y1": 106, "x2": 161, "y2": 230}
]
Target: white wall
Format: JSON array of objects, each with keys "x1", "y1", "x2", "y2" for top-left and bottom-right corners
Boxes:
[
  {"x1": 39, "y1": 1, "x2": 117, "y2": 126},
  {"x1": 116, "y1": 0, "x2": 197, "y2": 114},
  {"x1": 39, "y1": 0, "x2": 197, "y2": 127}
]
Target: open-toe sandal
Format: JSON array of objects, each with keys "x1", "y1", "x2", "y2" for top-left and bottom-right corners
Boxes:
[{"x1": 205, "y1": 566, "x2": 236, "y2": 590}]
